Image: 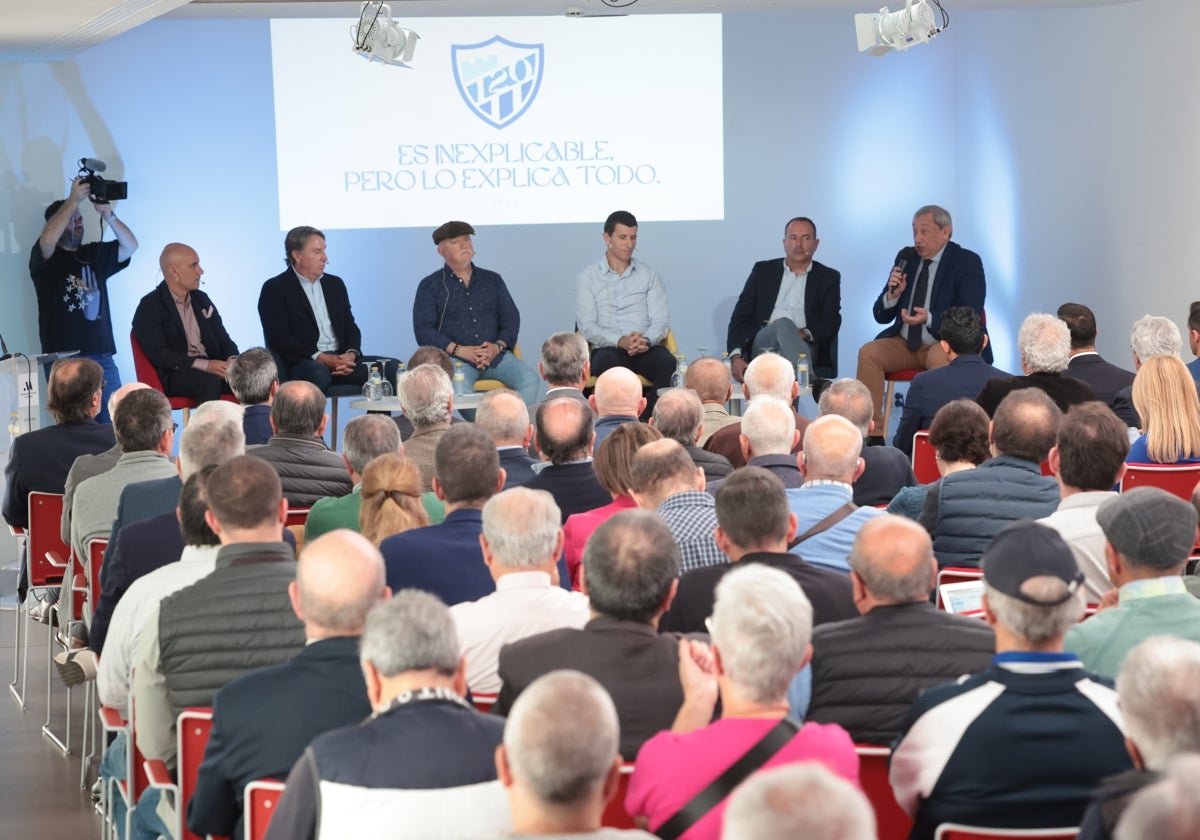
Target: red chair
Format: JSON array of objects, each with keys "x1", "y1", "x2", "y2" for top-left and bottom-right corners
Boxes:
[
  {"x1": 131, "y1": 332, "x2": 238, "y2": 426},
  {"x1": 284, "y1": 508, "x2": 311, "y2": 528},
  {"x1": 100, "y1": 670, "x2": 151, "y2": 840},
  {"x1": 935, "y1": 567, "x2": 983, "y2": 613},
  {"x1": 76, "y1": 538, "x2": 109, "y2": 788},
  {"x1": 244, "y1": 779, "x2": 286, "y2": 840},
  {"x1": 856, "y1": 745, "x2": 913, "y2": 840},
  {"x1": 934, "y1": 825, "x2": 1078, "y2": 839},
  {"x1": 601, "y1": 764, "x2": 636, "y2": 829},
  {"x1": 145, "y1": 707, "x2": 229, "y2": 840},
  {"x1": 883, "y1": 368, "x2": 923, "y2": 437},
  {"x1": 912, "y1": 430, "x2": 939, "y2": 484},
  {"x1": 471, "y1": 692, "x2": 498, "y2": 714},
  {"x1": 1120, "y1": 462, "x2": 1200, "y2": 501}
]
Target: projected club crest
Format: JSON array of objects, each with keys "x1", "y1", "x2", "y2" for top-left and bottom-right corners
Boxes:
[{"x1": 452, "y1": 36, "x2": 544, "y2": 129}]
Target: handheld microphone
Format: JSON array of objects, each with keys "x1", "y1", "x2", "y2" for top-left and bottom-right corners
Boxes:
[
  {"x1": 888, "y1": 247, "x2": 917, "y2": 295},
  {"x1": 79, "y1": 158, "x2": 107, "y2": 173}
]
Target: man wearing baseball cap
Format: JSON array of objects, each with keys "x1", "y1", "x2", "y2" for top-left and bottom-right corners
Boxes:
[
  {"x1": 412, "y1": 221, "x2": 540, "y2": 403},
  {"x1": 890, "y1": 520, "x2": 1132, "y2": 839},
  {"x1": 1064, "y1": 486, "x2": 1200, "y2": 679}
]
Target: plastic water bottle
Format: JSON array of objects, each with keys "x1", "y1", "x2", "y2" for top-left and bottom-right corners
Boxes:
[
  {"x1": 722, "y1": 352, "x2": 732, "y2": 375},
  {"x1": 363, "y1": 364, "x2": 384, "y2": 401},
  {"x1": 670, "y1": 353, "x2": 688, "y2": 388},
  {"x1": 453, "y1": 362, "x2": 468, "y2": 395},
  {"x1": 796, "y1": 353, "x2": 810, "y2": 390}
]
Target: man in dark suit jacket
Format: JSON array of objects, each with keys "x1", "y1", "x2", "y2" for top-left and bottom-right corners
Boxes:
[
  {"x1": 727, "y1": 217, "x2": 841, "y2": 381},
  {"x1": 1057, "y1": 303, "x2": 1137, "y2": 425},
  {"x1": 187, "y1": 531, "x2": 382, "y2": 840},
  {"x1": 894, "y1": 306, "x2": 1009, "y2": 457},
  {"x1": 227, "y1": 348, "x2": 280, "y2": 446},
  {"x1": 476, "y1": 389, "x2": 539, "y2": 489},
  {"x1": 818, "y1": 378, "x2": 916, "y2": 506},
  {"x1": 494, "y1": 510, "x2": 690, "y2": 759},
  {"x1": 976, "y1": 312, "x2": 1096, "y2": 417},
  {"x1": 132, "y1": 243, "x2": 239, "y2": 404},
  {"x1": 856, "y1": 206, "x2": 991, "y2": 435},
  {"x1": 650, "y1": 388, "x2": 732, "y2": 482},
  {"x1": 524, "y1": 398, "x2": 610, "y2": 523}
]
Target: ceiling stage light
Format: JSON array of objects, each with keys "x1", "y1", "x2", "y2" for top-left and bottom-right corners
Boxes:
[{"x1": 351, "y1": 2, "x2": 420, "y2": 68}]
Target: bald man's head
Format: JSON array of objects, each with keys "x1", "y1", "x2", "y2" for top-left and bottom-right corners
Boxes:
[
  {"x1": 592, "y1": 367, "x2": 645, "y2": 417},
  {"x1": 107, "y1": 381, "x2": 151, "y2": 429},
  {"x1": 160, "y1": 242, "x2": 203, "y2": 297},
  {"x1": 801, "y1": 415, "x2": 863, "y2": 482},
  {"x1": 847, "y1": 515, "x2": 937, "y2": 606},
  {"x1": 685, "y1": 357, "x2": 732, "y2": 404},
  {"x1": 293, "y1": 530, "x2": 389, "y2": 637},
  {"x1": 535, "y1": 397, "x2": 594, "y2": 464}
]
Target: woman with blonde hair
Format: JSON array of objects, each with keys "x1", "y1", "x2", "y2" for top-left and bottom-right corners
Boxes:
[
  {"x1": 359, "y1": 453, "x2": 430, "y2": 546},
  {"x1": 1128, "y1": 354, "x2": 1200, "y2": 464}
]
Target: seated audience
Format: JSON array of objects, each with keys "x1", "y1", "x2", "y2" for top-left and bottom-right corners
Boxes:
[
  {"x1": 396, "y1": 362, "x2": 456, "y2": 491},
  {"x1": 651, "y1": 388, "x2": 732, "y2": 481},
  {"x1": 357, "y1": 453, "x2": 431, "y2": 547},
  {"x1": 303, "y1": 414, "x2": 401, "y2": 542},
  {"x1": 264, "y1": 590, "x2": 510, "y2": 840},
  {"x1": 1114, "y1": 754, "x2": 1200, "y2": 840},
  {"x1": 887, "y1": 398, "x2": 990, "y2": 520},
  {"x1": 721, "y1": 763, "x2": 876, "y2": 840},
  {"x1": 890, "y1": 521, "x2": 1132, "y2": 839},
  {"x1": 785, "y1": 415, "x2": 884, "y2": 573},
  {"x1": 562, "y1": 422, "x2": 661, "y2": 589},
  {"x1": 806, "y1": 515, "x2": 994, "y2": 744},
  {"x1": 1187, "y1": 300, "x2": 1200, "y2": 386},
  {"x1": 495, "y1": 510, "x2": 685, "y2": 759},
  {"x1": 1127, "y1": 354, "x2": 1200, "y2": 464},
  {"x1": 525, "y1": 398, "x2": 611, "y2": 522},
  {"x1": 704, "y1": 352, "x2": 806, "y2": 469},
  {"x1": 1039, "y1": 402, "x2": 1130, "y2": 600},
  {"x1": 706, "y1": 395, "x2": 802, "y2": 492},
  {"x1": 628, "y1": 565, "x2": 858, "y2": 840},
  {"x1": 450, "y1": 488, "x2": 589, "y2": 697},
  {"x1": 630, "y1": 439, "x2": 725, "y2": 574},
  {"x1": 476, "y1": 389, "x2": 539, "y2": 488},
  {"x1": 537, "y1": 331, "x2": 591, "y2": 404},
  {"x1": 818, "y1": 377, "x2": 916, "y2": 506},
  {"x1": 976, "y1": 312, "x2": 1095, "y2": 416},
  {"x1": 1110, "y1": 314, "x2": 1183, "y2": 427},
  {"x1": 920, "y1": 388, "x2": 1061, "y2": 568},
  {"x1": 590, "y1": 367, "x2": 646, "y2": 450},
  {"x1": 498, "y1": 670, "x2": 655, "y2": 839},
  {"x1": 662, "y1": 467, "x2": 855, "y2": 634},
  {"x1": 226, "y1": 347, "x2": 278, "y2": 445},
  {"x1": 1078, "y1": 636, "x2": 1200, "y2": 840},
  {"x1": 1057, "y1": 303, "x2": 1137, "y2": 425},
  {"x1": 380, "y1": 424, "x2": 502, "y2": 605},
  {"x1": 686, "y1": 357, "x2": 737, "y2": 445},
  {"x1": 1064, "y1": 488, "x2": 1200, "y2": 678},
  {"x1": 394, "y1": 346, "x2": 465, "y2": 440},
  {"x1": 188, "y1": 530, "x2": 388, "y2": 840},
  {"x1": 251, "y1": 380, "x2": 353, "y2": 506}
]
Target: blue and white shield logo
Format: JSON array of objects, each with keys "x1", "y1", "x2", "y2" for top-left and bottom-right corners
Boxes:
[{"x1": 452, "y1": 36, "x2": 544, "y2": 129}]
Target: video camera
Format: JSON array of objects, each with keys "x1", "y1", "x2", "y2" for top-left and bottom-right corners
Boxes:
[{"x1": 78, "y1": 157, "x2": 128, "y2": 204}]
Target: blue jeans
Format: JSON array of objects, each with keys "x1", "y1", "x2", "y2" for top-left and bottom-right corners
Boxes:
[
  {"x1": 80, "y1": 353, "x2": 121, "y2": 423},
  {"x1": 101, "y1": 731, "x2": 173, "y2": 840},
  {"x1": 457, "y1": 352, "x2": 541, "y2": 404}
]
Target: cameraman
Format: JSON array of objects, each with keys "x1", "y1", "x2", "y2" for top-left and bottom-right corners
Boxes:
[{"x1": 32, "y1": 175, "x2": 138, "y2": 420}]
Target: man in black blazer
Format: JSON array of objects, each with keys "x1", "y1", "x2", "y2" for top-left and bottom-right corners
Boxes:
[
  {"x1": 524, "y1": 398, "x2": 610, "y2": 523},
  {"x1": 726, "y1": 217, "x2": 841, "y2": 382},
  {"x1": 131, "y1": 243, "x2": 239, "y2": 404},
  {"x1": 1057, "y1": 303, "x2": 1137, "y2": 425},
  {"x1": 187, "y1": 531, "x2": 383, "y2": 840},
  {"x1": 856, "y1": 205, "x2": 990, "y2": 436},
  {"x1": 258, "y1": 226, "x2": 390, "y2": 392},
  {"x1": 476, "y1": 389, "x2": 539, "y2": 489},
  {"x1": 976, "y1": 312, "x2": 1095, "y2": 417}
]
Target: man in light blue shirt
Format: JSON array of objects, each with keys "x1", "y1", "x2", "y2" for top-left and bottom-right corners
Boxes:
[{"x1": 575, "y1": 210, "x2": 674, "y2": 418}]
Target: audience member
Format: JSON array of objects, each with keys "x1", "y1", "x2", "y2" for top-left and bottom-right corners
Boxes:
[
  {"x1": 451, "y1": 488, "x2": 589, "y2": 697},
  {"x1": 381, "y1": 424, "x2": 502, "y2": 605},
  {"x1": 1111, "y1": 314, "x2": 1184, "y2": 426},
  {"x1": 651, "y1": 388, "x2": 732, "y2": 481},
  {"x1": 396, "y1": 362, "x2": 456, "y2": 491},
  {"x1": 721, "y1": 763, "x2": 876, "y2": 840},
  {"x1": 538, "y1": 331, "x2": 591, "y2": 404},
  {"x1": 1064, "y1": 488, "x2": 1200, "y2": 678},
  {"x1": 686, "y1": 357, "x2": 737, "y2": 445},
  {"x1": 663, "y1": 467, "x2": 855, "y2": 634},
  {"x1": 920, "y1": 388, "x2": 1061, "y2": 568},
  {"x1": 703, "y1": 352, "x2": 806, "y2": 468},
  {"x1": 806, "y1": 515, "x2": 994, "y2": 744},
  {"x1": 976, "y1": 312, "x2": 1095, "y2": 416},
  {"x1": 303, "y1": 414, "x2": 400, "y2": 541},
  {"x1": 1186, "y1": 300, "x2": 1200, "y2": 386},
  {"x1": 628, "y1": 564, "x2": 857, "y2": 840},
  {"x1": 264, "y1": 591, "x2": 510, "y2": 840},
  {"x1": 358, "y1": 454, "x2": 431, "y2": 547},
  {"x1": 892, "y1": 306, "x2": 1005, "y2": 456},
  {"x1": 1039, "y1": 402, "x2": 1130, "y2": 599},
  {"x1": 394, "y1": 346, "x2": 465, "y2": 440},
  {"x1": 887, "y1": 398, "x2": 990, "y2": 520},
  {"x1": 1114, "y1": 754, "x2": 1200, "y2": 840},
  {"x1": 562, "y1": 423, "x2": 661, "y2": 589},
  {"x1": 818, "y1": 377, "x2": 915, "y2": 505},
  {"x1": 498, "y1": 670, "x2": 655, "y2": 839},
  {"x1": 1057, "y1": 303, "x2": 1137, "y2": 424},
  {"x1": 526, "y1": 398, "x2": 610, "y2": 522},
  {"x1": 785, "y1": 415, "x2": 883, "y2": 573},
  {"x1": 495, "y1": 510, "x2": 685, "y2": 759},
  {"x1": 188, "y1": 530, "x2": 388, "y2": 840},
  {"x1": 890, "y1": 521, "x2": 1131, "y2": 838},
  {"x1": 590, "y1": 367, "x2": 646, "y2": 450},
  {"x1": 226, "y1": 347, "x2": 278, "y2": 445},
  {"x1": 1127, "y1": 354, "x2": 1200, "y2": 464},
  {"x1": 630, "y1": 439, "x2": 725, "y2": 573},
  {"x1": 707, "y1": 396, "x2": 802, "y2": 492},
  {"x1": 251, "y1": 380, "x2": 353, "y2": 506},
  {"x1": 476, "y1": 389, "x2": 539, "y2": 488}
]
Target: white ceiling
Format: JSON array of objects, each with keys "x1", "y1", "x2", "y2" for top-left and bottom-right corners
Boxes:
[{"x1": 0, "y1": 0, "x2": 1139, "y2": 62}]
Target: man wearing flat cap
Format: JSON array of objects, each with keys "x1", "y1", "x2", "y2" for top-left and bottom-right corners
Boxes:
[
  {"x1": 1064, "y1": 487, "x2": 1200, "y2": 679},
  {"x1": 412, "y1": 221, "x2": 540, "y2": 403},
  {"x1": 890, "y1": 520, "x2": 1132, "y2": 839}
]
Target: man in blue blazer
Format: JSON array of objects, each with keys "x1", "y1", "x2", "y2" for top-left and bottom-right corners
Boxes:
[
  {"x1": 856, "y1": 205, "x2": 990, "y2": 437},
  {"x1": 893, "y1": 307, "x2": 1008, "y2": 457},
  {"x1": 727, "y1": 216, "x2": 842, "y2": 381}
]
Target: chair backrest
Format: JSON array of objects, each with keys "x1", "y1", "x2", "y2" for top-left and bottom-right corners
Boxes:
[
  {"x1": 130, "y1": 331, "x2": 167, "y2": 392},
  {"x1": 856, "y1": 745, "x2": 914, "y2": 840},
  {"x1": 934, "y1": 825, "x2": 1079, "y2": 839},
  {"x1": 935, "y1": 567, "x2": 984, "y2": 612},
  {"x1": 87, "y1": 538, "x2": 107, "y2": 608},
  {"x1": 178, "y1": 707, "x2": 217, "y2": 840},
  {"x1": 284, "y1": 508, "x2": 311, "y2": 528},
  {"x1": 27, "y1": 491, "x2": 69, "y2": 588},
  {"x1": 600, "y1": 764, "x2": 636, "y2": 829},
  {"x1": 1120, "y1": 462, "x2": 1200, "y2": 501},
  {"x1": 471, "y1": 692, "x2": 498, "y2": 714},
  {"x1": 244, "y1": 779, "x2": 286, "y2": 840},
  {"x1": 912, "y1": 431, "x2": 939, "y2": 484},
  {"x1": 128, "y1": 672, "x2": 151, "y2": 802}
]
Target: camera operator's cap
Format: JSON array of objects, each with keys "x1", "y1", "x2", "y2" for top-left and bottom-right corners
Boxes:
[
  {"x1": 432, "y1": 221, "x2": 475, "y2": 245},
  {"x1": 1096, "y1": 487, "x2": 1198, "y2": 570},
  {"x1": 982, "y1": 520, "x2": 1084, "y2": 606}
]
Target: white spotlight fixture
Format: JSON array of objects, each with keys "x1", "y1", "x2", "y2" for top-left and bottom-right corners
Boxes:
[
  {"x1": 351, "y1": 1, "x2": 420, "y2": 68},
  {"x1": 855, "y1": 0, "x2": 947, "y2": 56}
]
